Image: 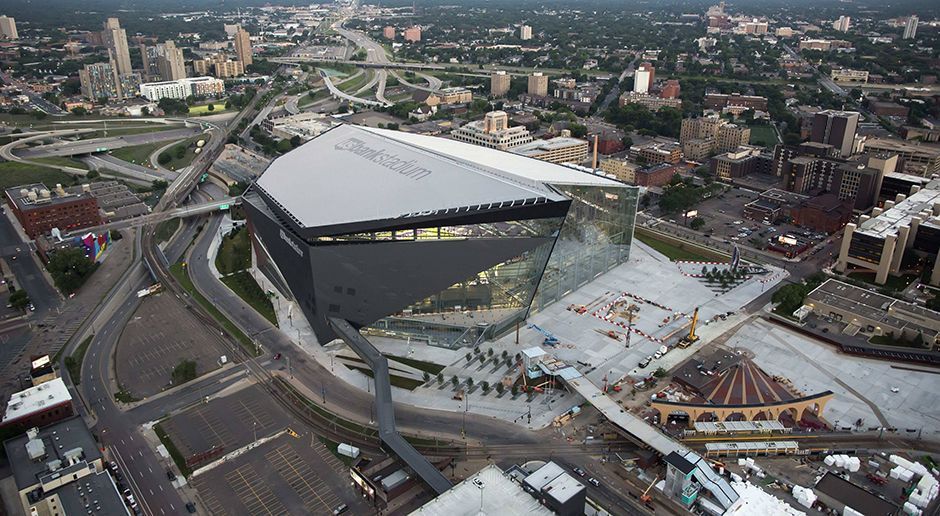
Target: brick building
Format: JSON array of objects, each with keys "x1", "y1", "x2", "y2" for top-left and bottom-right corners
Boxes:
[
  {"x1": 635, "y1": 163, "x2": 681, "y2": 187},
  {"x1": 5, "y1": 184, "x2": 101, "y2": 238},
  {"x1": 1, "y1": 378, "x2": 74, "y2": 432},
  {"x1": 790, "y1": 193, "x2": 854, "y2": 233}
]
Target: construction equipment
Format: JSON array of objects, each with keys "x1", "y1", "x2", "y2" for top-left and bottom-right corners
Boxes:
[
  {"x1": 594, "y1": 329, "x2": 622, "y2": 341},
  {"x1": 677, "y1": 307, "x2": 701, "y2": 348},
  {"x1": 528, "y1": 324, "x2": 559, "y2": 346},
  {"x1": 567, "y1": 304, "x2": 588, "y2": 314},
  {"x1": 640, "y1": 475, "x2": 659, "y2": 503}
]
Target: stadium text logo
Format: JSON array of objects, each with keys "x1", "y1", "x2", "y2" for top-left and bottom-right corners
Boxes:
[
  {"x1": 334, "y1": 137, "x2": 433, "y2": 180},
  {"x1": 280, "y1": 229, "x2": 303, "y2": 257}
]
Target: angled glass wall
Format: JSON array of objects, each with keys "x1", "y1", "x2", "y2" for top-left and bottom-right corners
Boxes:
[
  {"x1": 532, "y1": 183, "x2": 638, "y2": 313},
  {"x1": 366, "y1": 216, "x2": 564, "y2": 347}
]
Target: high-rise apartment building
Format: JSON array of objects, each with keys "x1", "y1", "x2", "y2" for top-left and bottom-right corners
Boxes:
[
  {"x1": 102, "y1": 18, "x2": 132, "y2": 76},
  {"x1": 0, "y1": 15, "x2": 17, "y2": 40},
  {"x1": 156, "y1": 40, "x2": 186, "y2": 81},
  {"x1": 404, "y1": 26, "x2": 421, "y2": 43},
  {"x1": 383, "y1": 26, "x2": 396, "y2": 39},
  {"x1": 527, "y1": 72, "x2": 548, "y2": 97},
  {"x1": 491, "y1": 71, "x2": 510, "y2": 97},
  {"x1": 810, "y1": 110, "x2": 859, "y2": 158},
  {"x1": 234, "y1": 27, "x2": 253, "y2": 66},
  {"x1": 660, "y1": 80, "x2": 681, "y2": 99},
  {"x1": 79, "y1": 62, "x2": 119, "y2": 100},
  {"x1": 633, "y1": 62, "x2": 655, "y2": 94},
  {"x1": 903, "y1": 15, "x2": 918, "y2": 39},
  {"x1": 832, "y1": 16, "x2": 851, "y2": 32},
  {"x1": 716, "y1": 124, "x2": 751, "y2": 153},
  {"x1": 140, "y1": 44, "x2": 161, "y2": 81},
  {"x1": 520, "y1": 25, "x2": 532, "y2": 40}
]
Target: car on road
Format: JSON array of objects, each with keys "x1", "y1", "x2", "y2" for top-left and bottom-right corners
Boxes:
[
  {"x1": 273, "y1": 352, "x2": 282, "y2": 360},
  {"x1": 166, "y1": 469, "x2": 176, "y2": 481},
  {"x1": 638, "y1": 356, "x2": 652, "y2": 368},
  {"x1": 573, "y1": 467, "x2": 586, "y2": 477},
  {"x1": 186, "y1": 502, "x2": 197, "y2": 513},
  {"x1": 588, "y1": 477, "x2": 600, "y2": 487},
  {"x1": 333, "y1": 503, "x2": 349, "y2": 514}
]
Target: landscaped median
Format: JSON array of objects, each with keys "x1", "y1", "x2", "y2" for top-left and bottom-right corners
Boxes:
[
  {"x1": 169, "y1": 261, "x2": 261, "y2": 357},
  {"x1": 214, "y1": 226, "x2": 278, "y2": 326},
  {"x1": 634, "y1": 227, "x2": 728, "y2": 262}
]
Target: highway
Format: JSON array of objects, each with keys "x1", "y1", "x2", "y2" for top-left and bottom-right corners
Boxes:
[
  {"x1": 320, "y1": 69, "x2": 387, "y2": 107},
  {"x1": 15, "y1": 127, "x2": 198, "y2": 159}
]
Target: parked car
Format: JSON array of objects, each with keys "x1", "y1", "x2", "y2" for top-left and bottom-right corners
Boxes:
[
  {"x1": 588, "y1": 477, "x2": 600, "y2": 487},
  {"x1": 573, "y1": 467, "x2": 586, "y2": 477}
]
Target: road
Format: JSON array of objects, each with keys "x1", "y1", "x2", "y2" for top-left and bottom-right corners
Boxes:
[
  {"x1": 15, "y1": 127, "x2": 199, "y2": 159},
  {"x1": 320, "y1": 69, "x2": 387, "y2": 107},
  {"x1": 84, "y1": 155, "x2": 172, "y2": 184},
  {"x1": 333, "y1": 22, "x2": 396, "y2": 105}
]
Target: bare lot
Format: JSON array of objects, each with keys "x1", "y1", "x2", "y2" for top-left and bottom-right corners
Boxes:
[{"x1": 115, "y1": 293, "x2": 227, "y2": 397}]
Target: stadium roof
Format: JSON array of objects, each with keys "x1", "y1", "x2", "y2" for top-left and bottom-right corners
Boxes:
[{"x1": 255, "y1": 124, "x2": 622, "y2": 234}]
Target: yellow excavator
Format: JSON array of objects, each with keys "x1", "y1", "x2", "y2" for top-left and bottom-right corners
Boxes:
[{"x1": 677, "y1": 308, "x2": 700, "y2": 348}]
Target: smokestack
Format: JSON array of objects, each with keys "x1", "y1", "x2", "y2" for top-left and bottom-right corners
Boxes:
[{"x1": 592, "y1": 134, "x2": 598, "y2": 169}]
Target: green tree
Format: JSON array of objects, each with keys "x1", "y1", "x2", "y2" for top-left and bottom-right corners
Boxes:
[
  {"x1": 158, "y1": 152, "x2": 171, "y2": 165},
  {"x1": 170, "y1": 359, "x2": 197, "y2": 385},
  {"x1": 481, "y1": 381, "x2": 490, "y2": 393},
  {"x1": 423, "y1": 371, "x2": 431, "y2": 383},
  {"x1": 9, "y1": 289, "x2": 29, "y2": 311},
  {"x1": 690, "y1": 217, "x2": 705, "y2": 230},
  {"x1": 86, "y1": 169, "x2": 100, "y2": 179},
  {"x1": 437, "y1": 373, "x2": 444, "y2": 384},
  {"x1": 466, "y1": 377, "x2": 474, "y2": 389},
  {"x1": 451, "y1": 375, "x2": 459, "y2": 387},
  {"x1": 465, "y1": 352, "x2": 472, "y2": 362},
  {"x1": 653, "y1": 367, "x2": 667, "y2": 378},
  {"x1": 47, "y1": 248, "x2": 98, "y2": 295},
  {"x1": 207, "y1": 103, "x2": 215, "y2": 111},
  {"x1": 496, "y1": 382, "x2": 505, "y2": 395},
  {"x1": 511, "y1": 384, "x2": 519, "y2": 396},
  {"x1": 486, "y1": 348, "x2": 494, "y2": 357}
]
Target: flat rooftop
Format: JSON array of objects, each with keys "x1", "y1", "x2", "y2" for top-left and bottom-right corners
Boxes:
[
  {"x1": 855, "y1": 178, "x2": 940, "y2": 239},
  {"x1": 807, "y1": 279, "x2": 940, "y2": 336},
  {"x1": 409, "y1": 464, "x2": 553, "y2": 516},
  {"x1": 4, "y1": 183, "x2": 93, "y2": 211},
  {"x1": 56, "y1": 470, "x2": 129, "y2": 516},
  {"x1": 3, "y1": 416, "x2": 101, "y2": 491},
  {"x1": 2, "y1": 377, "x2": 71, "y2": 425},
  {"x1": 255, "y1": 125, "x2": 622, "y2": 232},
  {"x1": 814, "y1": 471, "x2": 898, "y2": 516},
  {"x1": 510, "y1": 136, "x2": 588, "y2": 157}
]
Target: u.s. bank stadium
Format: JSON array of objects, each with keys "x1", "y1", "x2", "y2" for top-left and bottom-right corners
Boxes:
[{"x1": 243, "y1": 123, "x2": 639, "y2": 348}]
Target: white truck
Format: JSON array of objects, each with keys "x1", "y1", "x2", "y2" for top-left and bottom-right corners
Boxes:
[{"x1": 337, "y1": 443, "x2": 360, "y2": 459}]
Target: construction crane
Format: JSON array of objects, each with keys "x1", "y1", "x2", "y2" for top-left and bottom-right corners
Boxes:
[
  {"x1": 527, "y1": 324, "x2": 559, "y2": 346},
  {"x1": 640, "y1": 475, "x2": 659, "y2": 503},
  {"x1": 678, "y1": 307, "x2": 700, "y2": 348}
]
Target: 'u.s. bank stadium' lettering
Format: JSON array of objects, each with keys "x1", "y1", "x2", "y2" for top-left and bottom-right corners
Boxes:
[{"x1": 334, "y1": 137, "x2": 433, "y2": 180}]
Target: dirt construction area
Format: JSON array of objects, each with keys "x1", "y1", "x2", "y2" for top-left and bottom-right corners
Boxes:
[{"x1": 115, "y1": 293, "x2": 227, "y2": 398}]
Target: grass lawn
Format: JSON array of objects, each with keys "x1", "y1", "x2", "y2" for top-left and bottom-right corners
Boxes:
[
  {"x1": 158, "y1": 136, "x2": 205, "y2": 171},
  {"x1": 318, "y1": 436, "x2": 357, "y2": 466},
  {"x1": 155, "y1": 218, "x2": 180, "y2": 244},
  {"x1": 221, "y1": 271, "x2": 278, "y2": 326},
  {"x1": 0, "y1": 162, "x2": 75, "y2": 190},
  {"x1": 338, "y1": 71, "x2": 372, "y2": 93},
  {"x1": 188, "y1": 103, "x2": 227, "y2": 115},
  {"x1": 170, "y1": 262, "x2": 259, "y2": 356},
  {"x1": 346, "y1": 364, "x2": 424, "y2": 390},
  {"x1": 73, "y1": 124, "x2": 183, "y2": 139},
  {"x1": 64, "y1": 335, "x2": 93, "y2": 385},
  {"x1": 110, "y1": 142, "x2": 167, "y2": 168},
  {"x1": 31, "y1": 156, "x2": 89, "y2": 170},
  {"x1": 635, "y1": 231, "x2": 721, "y2": 262},
  {"x1": 215, "y1": 227, "x2": 251, "y2": 275},
  {"x1": 748, "y1": 125, "x2": 780, "y2": 148},
  {"x1": 298, "y1": 88, "x2": 330, "y2": 107},
  {"x1": 847, "y1": 271, "x2": 917, "y2": 292},
  {"x1": 387, "y1": 355, "x2": 445, "y2": 375}
]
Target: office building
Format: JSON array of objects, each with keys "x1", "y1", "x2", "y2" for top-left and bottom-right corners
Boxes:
[
  {"x1": 520, "y1": 24, "x2": 533, "y2": 40},
  {"x1": 404, "y1": 26, "x2": 421, "y2": 43},
  {"x1": 412, "y1": 465, "x2": 554, "y2": 515},
  {"x1": 680, "y1": 116, "x2": 750, "y2": 156},
  {"x1": 4, "y1": 183, "x2": 103, "y2": 238},
  {"x1": 451, "y1": 110, "x2": 533, "y2": 150},
  {"x1": 510, "y1": 136, "x2": 589, "y2": 165},
  {"x1": 1, "y1": 378, "x2": 73, "y2": 431},
  {"x1": 194, "y1": 54, "x2": 245, "y2": 78},
  {"x1": 704, "y1": 93, "x2": 768, "y2": 112},
  {"x1": 138, "y1": 76, "x2": 225, "y2": 101},
  {"x1": 0, "y1": 15, "x2": 17, "y2": 40},
  {"x1": 830, "y1": 69, "x2": 868, "y2": 84},
  {"x1": 490, "y1": 70, "x2": 511, "y2": 97},
  {"x1": 710, "y1": 148, "x2": 771, "y2": 179},
  {"x1": 102, "y1": 18, "x2": 132, "y2": 75},
  {"x1": 629, "y1": 140, "x2": 682, "y2": 165},
  {"x1": 234, "y1": 26, "x2": 253, "y2": 66},
  {"x1": 156, "y1": 40, "x2": 186, "y2": 81},
  {"x1": 635, "y1": 163, "x2": 682, "y2": 187},
  {"x1": 599, "y1": 158, "x2": 641, "y2": 184},
  {"x1": 243, "y1": 124, "x2": 637, "y2": 348},
  {"x1": 383, "y1": 26, "x2": 396, "y2": 39},
  {"x1": 861, "y1": 138, "x2": 940, "y2": 177},
  {"x1": 618, "y1": 92, "x2": 682, "y2": 111},
  {"x1": 903, "y1": 15, "x2": 918, "y2": 40},
  {"x1": 436, "y1": 87, "x2": 472, "y2": 105},
  {"x1": 810, "y1": 110, "x2": 859, "y2": 158},
  {"x1": 836, "y1": 178, "x2": 940, "y2": 286},
  {"x1": 715, "y1": 124, "x2": 751, "y2": 153},
  {"x1": 224, "y1": 23, "x2": 240, "y2": 37},
  {"x1": 527, "y1": 72, "x2": 548, "y2": 97},
  {"x1": 660, "y1": 80, "x2": 681, "y2": 99},
  {"x1": 633, "y1": 62, "x2": 655, "y2": 94},
  {"x1": 832, "y1": 16, "x2": 851, "y2": 32},
  {"x1": 3, "y1": 417, "x2": 128, "y2": 516}
]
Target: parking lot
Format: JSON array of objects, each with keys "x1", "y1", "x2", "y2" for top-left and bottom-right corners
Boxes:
[
  {"x1": 115, "y1": 293, "x2": 228, "y2": 398},
  {"x1": 190, "y1": 431, "x2": 367, "y2": 515},
  {"x1": 161, "y1": 384, "x2": 285, "y2": 460},
  {"x1": 691, "y1": 187, "x2": 830, "y2": 256}
]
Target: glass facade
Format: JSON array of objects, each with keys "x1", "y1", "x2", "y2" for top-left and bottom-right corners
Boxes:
[
  {"x1": 366, "y1": 216, "x2": 563, "y2": 347},
  {"x1": 365, "y1": 183, "x2": 639, "y2": 349}
]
